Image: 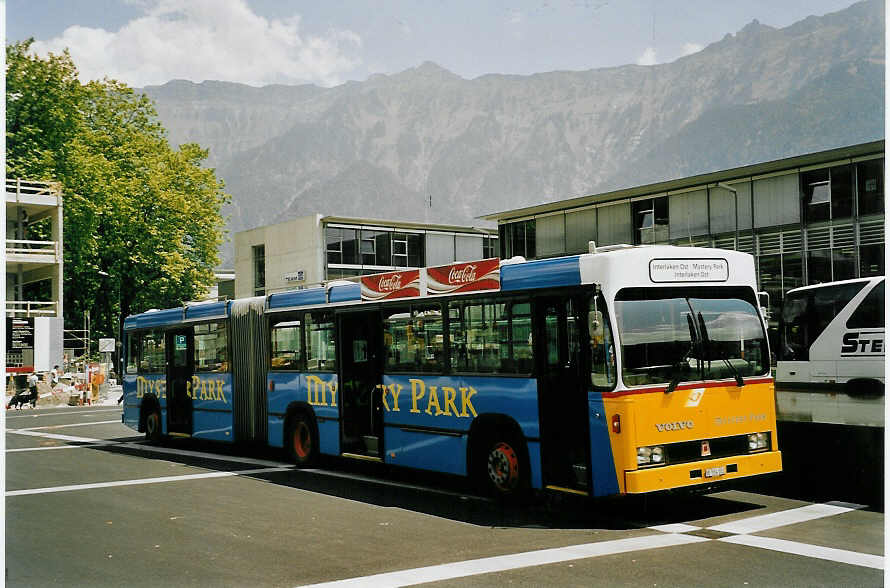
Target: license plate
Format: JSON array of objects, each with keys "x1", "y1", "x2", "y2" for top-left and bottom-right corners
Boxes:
[{"x1": 705, "y1": 466, "x2": 726, "y2": 478}]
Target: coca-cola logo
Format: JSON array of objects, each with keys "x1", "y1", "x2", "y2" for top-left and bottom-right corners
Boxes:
[
  {"x1": 378, "y1": 275, "x2": 403, "y2": 291},
  {"x1": 448, "y1": 264, "x2": 478, "y2": 284}
]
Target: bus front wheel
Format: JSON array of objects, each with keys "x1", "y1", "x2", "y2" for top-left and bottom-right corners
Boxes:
[
  {"x1": 476, "y1": 433, "x2": 528, "y2": 498},
  {"x1": 286, "y1": 412, "x2": 318, "y2": 467},
  {"x1": 144, "y1": 407, "x2": 162, "y2": 443}
]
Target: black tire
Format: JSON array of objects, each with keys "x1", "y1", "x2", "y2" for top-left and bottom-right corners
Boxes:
[
  {"x1": 144, "y1": 406, "x2": 162, "y2": 443},
  {"x1": 286, "y1": 411, "x2": 319, "y2": 467},
  {"x1": 476, "y1": 432, "x2": 529, "y2": 498}
]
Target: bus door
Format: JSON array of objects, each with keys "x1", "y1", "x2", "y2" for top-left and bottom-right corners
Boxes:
[
  {"x1": 535, "y1": 295, "x2": 591, "y2": 492},
  {"x1": 166, "y1": 329, "x2": 194, "y2": 436},
  {"x1": 338, "y1": 311, "x2": 383, "y2": 457}
]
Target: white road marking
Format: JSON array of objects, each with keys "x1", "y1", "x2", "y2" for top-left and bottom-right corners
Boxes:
[
  {"x1": 8, "y1": 443, "x2": 110, "y2": 453},
  {"x1": 296, "y1": 534, "x2": 710, "y2": 588},
  {"x1": 6, "y1": 466, "x2": 292, "y2": 496},
  {"x1": 9, "y1": 430, "x2": 106, "y2": 443},
  {"x1": 707, "y1": 503, "x2": 853, "y2": 534},
  {"x1": 649, "y1": 523, "x2": 701, "y2": 533},
  {"x1": 5, "y1": 408, "x2": 121, "y2": 420},
  {"x1": 14, "y1": 420, "x2": 121, "y2": 431},
  {"x1": 720, "y1": 535, "x2": 884, "y2": 570},
  {"x1": 116, "y1": 442, "x2": 292, "y2": 468}
]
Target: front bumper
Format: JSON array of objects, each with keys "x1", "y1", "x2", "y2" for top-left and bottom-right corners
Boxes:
[{"x1": 624, "y1": 450, "x2": 782, "y2": 494}]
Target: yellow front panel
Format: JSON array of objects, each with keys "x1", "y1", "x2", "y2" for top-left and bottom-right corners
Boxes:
[
  {"x1": 625, "y1": 451, "x2": 783, "y2": 493},
  {"x1": 604, "y1": 380, "x2": 780, "y2": 494}
]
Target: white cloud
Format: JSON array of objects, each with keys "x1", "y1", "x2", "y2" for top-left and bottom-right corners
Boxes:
[
  {"x1": 680, "y1": 42, "x2": 704, "y2": 57},
  {"x1": 30, "y1": 0, "x2": 362, "y2": 87},
  {"x1": 636, "y1": 47, "x2": 657, "y2": 66}
]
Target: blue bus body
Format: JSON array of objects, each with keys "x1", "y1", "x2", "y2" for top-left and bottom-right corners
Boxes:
[{"x1": 122, "y1": 247, "x2": 782, "y2": 498}]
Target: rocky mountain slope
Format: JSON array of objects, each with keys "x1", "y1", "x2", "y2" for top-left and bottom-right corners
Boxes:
[{"x1": 143, "y1": 0, "x2": 884, "y2": 264}]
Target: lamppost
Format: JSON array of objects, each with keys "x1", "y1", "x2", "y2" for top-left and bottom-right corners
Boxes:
[{"x1": 97, "y1": 270, "x2": 122, "y2": 376}]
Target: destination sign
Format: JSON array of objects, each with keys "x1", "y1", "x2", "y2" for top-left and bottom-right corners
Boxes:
[{"x1": 649, "y1": 258, "x2": 729, "y2": 283}]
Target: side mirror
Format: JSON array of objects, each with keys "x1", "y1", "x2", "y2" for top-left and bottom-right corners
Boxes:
[
  {"x1": 757, "y1": 291, "x2": 771, "y2": 320},
  {"x1": 588, "y1": 310, "x2": 603, "y2": 338}
]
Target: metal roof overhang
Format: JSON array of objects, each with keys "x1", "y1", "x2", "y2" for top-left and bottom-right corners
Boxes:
[
  {"x1": 321, "y1": 215, "x2": 497, "y2": 234},
  {"x1": 479, "y1": 140, "x2": 884, "y2": 223}
]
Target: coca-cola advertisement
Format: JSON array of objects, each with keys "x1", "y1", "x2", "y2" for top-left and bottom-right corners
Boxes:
[
  {"x1": 361, "y1": 269, "x2": 421, "y2": 301},
  {"x1": 427, "y1": 258, "x2": 500, "y2": 295}
]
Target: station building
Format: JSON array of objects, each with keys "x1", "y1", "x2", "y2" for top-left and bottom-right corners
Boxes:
[
  {"x1": 482, "y1": 141, "x2": 885, "y2": 339},
  {"x1": 234, "y1": 215, "x2": 498, "y2": 298},
  {"x1": 5, "y1": 179, "x2": 65, "y2": 372}
]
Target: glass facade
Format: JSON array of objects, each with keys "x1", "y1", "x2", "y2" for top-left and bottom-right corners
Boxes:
[
  {"x1": 324, "y1": 224, "x2": 496, "y2": 280},
  {"x1": 496, "y1": 151, "x2": 884, "y2": 339}
]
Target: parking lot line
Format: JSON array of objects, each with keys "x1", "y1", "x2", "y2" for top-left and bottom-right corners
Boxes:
[
  {"x1": 707, "y1": 503, "x2": 854, "y2": 534},
  {"x1": 8, "y1": 442, "x2": 111, "y2": 453},
  {"x1": 14, "y1": 419, "x2": 121, "y2": 431},
  {"x1": 6, "y1": 466, "x2": 292, "y2": 497},
  {"x1": 9, "y1": 430, "x2": 105, "y2": 443},
  {"x1": 297, "y1": 533, "x2": 710, "y2": 588},
  {"x1": 720, "y1": 535, "x2": 884, "y2": 570},
  {"x1": 5, "y1": 408, "x2": 121, "y2": 420}
]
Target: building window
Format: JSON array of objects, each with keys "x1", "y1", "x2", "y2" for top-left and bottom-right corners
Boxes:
[
  {"x1": 392, "y1": 233, "x2": 408, "y2": 267},
  {"x1": 632, "y1": 196, "x2": 668, "y2": 244},
  {"x1": 483, "y1": 235, "x2": 497, "y2": 259},
  {"x1": 360, "y1": 231, "x2": 377, "y2": 265},
  {"x1": 806, "y1": 249, "x2": 832, "y2": 284},
  {"x1": 326, "y1": 227, "x2": 359, "y2": 266},
  {"x1": 252, "y1": 245, "x2": 265, "y2": 296},
  {"x1": 859, "y1": 244, "x2": 884, "y2": 277},
  {"x1": 832, "y1": 248, "x2": 857, "y2": 281},
  {"x1": 857, "y1": 159, "x2": 884, "y2": 216},
  {"x1": 801, "y1": 165, "x2": 853, "y2": 224},
  {"x1": 502, "y1": 220, "x2": 536, "y2": 259},
  {"x1": 326, "y1": 228, "x2": 343, "y2": 265},
  {"x1": 407, "y1": 233, "x2": 423, "y2": 267}
]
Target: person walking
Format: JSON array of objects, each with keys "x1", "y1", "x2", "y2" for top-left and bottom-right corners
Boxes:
[{"x1": 27, "y1": 372, "x2": 39, "y2": 409}]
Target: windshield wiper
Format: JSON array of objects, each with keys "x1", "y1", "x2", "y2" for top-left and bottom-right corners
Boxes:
[
  {"x1": 666, "y1": 313, "x2": 699, "y2": 394},
  {"x1": 697, "y1": 312, "x2": 744, "y2": 388}
]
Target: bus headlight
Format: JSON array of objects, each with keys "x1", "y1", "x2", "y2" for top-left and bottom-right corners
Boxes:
[
  {"x1": 748, "y1": 432, "x2": 770, "y2": 452},
  {"x1": 637, "y1": 445, "x2": 665, "y2": 466}
]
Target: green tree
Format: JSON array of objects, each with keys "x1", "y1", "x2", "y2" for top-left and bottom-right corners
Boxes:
[{"x1": 6, "y1": 40, "x2": 229, "y2": 349}]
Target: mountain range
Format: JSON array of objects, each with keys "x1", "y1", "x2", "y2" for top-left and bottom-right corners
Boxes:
[{"x1": 142, "y1": 0, "x2": 885, "y2": 266}]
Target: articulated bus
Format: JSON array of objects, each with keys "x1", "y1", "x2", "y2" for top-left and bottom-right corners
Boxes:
[
  {"x1": 776, "y1": 276, "x2": 885, "y2": 427},
  {"x1": 122, "y1": 245, "x2": 782, "y2": 498}
]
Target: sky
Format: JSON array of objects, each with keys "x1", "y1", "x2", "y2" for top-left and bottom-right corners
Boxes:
[{"x1": 6, "y1": 0, "x2": 866, "y2": 88}]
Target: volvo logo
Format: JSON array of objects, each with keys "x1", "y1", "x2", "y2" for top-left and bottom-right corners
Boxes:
[{"x1": 655, "y1": 420, "x2": 694, "y2": 432}]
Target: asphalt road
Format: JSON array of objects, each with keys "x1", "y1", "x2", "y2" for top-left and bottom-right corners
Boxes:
[{"x1": 5, "y1": 406, "x2": 885, "y2": 587}]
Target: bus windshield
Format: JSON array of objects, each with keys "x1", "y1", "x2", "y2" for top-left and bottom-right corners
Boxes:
[
  {"x1": 779, "y1": 282, "x2": 866, "y2": 361},
  {"x1": 615, "y1": 287, "x2": 769, "y2": 387}
]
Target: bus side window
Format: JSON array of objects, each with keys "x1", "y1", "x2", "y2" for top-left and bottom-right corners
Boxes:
[
  {"x1": 126, "y1": 334, "x2": 140, "y2": 374},
  {"x1": 847, "y1": 281, "x2": 885, "y2": 329},
  {"x1": 141, "y1": 331, "x2": 165, "y2": 373},
  {"x1": 270, "y1": 319, "x2": 303, "y2": 370},
  {"x1": 195, "y1": 322, "x2": 229, "y2": 373},
  {"x1": 588, "y1": 295, "x2": 616, "y2": 389},
  {"x1": 306, "y1": 312, "x2": 336, "y2": 372}
]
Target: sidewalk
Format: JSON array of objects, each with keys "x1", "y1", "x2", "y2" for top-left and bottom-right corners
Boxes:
[{"x1": 5, "y1": 383, "x2": 123, "y2": 409}]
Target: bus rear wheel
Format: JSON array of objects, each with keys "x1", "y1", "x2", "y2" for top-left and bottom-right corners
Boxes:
[
  {"x1": 286, "y1": 412, "x2": 318, "y2": 467},
  {"x1": 144, "y1": 407, "x2": 162, "y2": 443},
  {"x1": 477, "y1": 433, "x2": 528, "y2": 498}
]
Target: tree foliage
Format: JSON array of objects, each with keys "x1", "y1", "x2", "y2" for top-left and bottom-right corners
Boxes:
[{"x1": 6, "y1": 40, "x2": 230, "y2": 343}]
